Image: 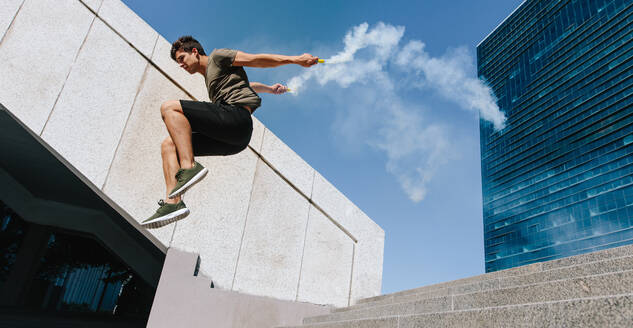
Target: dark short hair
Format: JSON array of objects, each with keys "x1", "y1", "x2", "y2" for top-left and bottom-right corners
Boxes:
[{"x1": 170, "y1": 36, "x2": 206, "y2": 61}]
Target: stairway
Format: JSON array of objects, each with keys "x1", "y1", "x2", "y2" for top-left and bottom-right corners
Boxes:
[{"x1": 280, "y1": 243, "x2": 633, "y2": 327}]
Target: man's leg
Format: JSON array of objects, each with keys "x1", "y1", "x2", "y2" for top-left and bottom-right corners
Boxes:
[
  {"x1": 160, "y1": 100, "x2": 194, "y2": 169},
  {"x1": 161, "y1": 137, "x2": 181, "y2": 205},
  {"x1": 160, "y1": 100, "x2": 209, "y2": 199},
  {"x1": 140, "y1": 135, "x2": 190, "y2": 228}
]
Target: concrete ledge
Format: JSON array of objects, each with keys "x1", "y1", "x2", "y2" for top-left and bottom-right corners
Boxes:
[{"x1": 148, "y1": 248, "x2": 330, "y2": 328}]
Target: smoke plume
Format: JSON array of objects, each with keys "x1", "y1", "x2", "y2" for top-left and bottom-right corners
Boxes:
[{"x1": 287, "y1": 22, "x2": 505, "y2": 201}]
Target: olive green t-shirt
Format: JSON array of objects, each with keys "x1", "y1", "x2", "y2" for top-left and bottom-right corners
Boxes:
[{"x1": 205, "y1": 48, "x2": 261, "y2": 111}]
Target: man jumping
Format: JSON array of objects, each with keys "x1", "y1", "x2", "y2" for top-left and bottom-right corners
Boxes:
[{"x1": 141, "y1": 36, "x2": 319, "y2": 228}]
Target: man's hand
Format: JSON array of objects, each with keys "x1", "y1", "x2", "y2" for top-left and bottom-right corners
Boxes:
[
  {"x1": 270, "y1": 83, "x2": 288, "y2": 94},
  {"x1": 294, "y1": 53, "x2": 319, "y2": 67},
  {"x1": 250, "y1": 82, "x2": 288, "y2": 94}
]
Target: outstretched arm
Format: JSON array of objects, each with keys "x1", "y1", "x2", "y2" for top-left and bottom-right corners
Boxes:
[
  {"x1": 234, "y1": 51, "x2": 318, "y2": 68},
  {"x1": 250, "y1": 82, "x2": 287, "y2": 94}
]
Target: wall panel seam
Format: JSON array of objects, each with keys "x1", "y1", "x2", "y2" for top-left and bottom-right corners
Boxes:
[
  {"x1": 309, "y1": 169, "x2": 316, "y2": 199},
  {"x1": 0, "y1": 0, "x2": 26, "y2": 47},
  {"x1": 40, "y1": 14, "x2": 96, "y2": 137},
  {"x1": 294, "y1": 203, "x2": 312, "y2": 301},
  {"x1": 101, "y1": 61, "x2": 150, "y2": 191},
  {"x1": 167, "y1": 221, "x2": 177, "y2": 247},
  {"x1": 149, "y1": 34, "x2": 159, "y2": 60},
  {"x1": 347, "y1": 243, "x2": 356, "y2": 306},
  {"x1": 230, "y1": 157, "x2": 260, "y2": 290}
]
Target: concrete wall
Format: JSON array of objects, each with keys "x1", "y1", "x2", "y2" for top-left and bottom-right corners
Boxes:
[{"x1": 0, "y1": 0, "x2": 384, "y2": 307}]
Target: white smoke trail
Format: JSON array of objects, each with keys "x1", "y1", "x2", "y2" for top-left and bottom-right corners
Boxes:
[
  {"x1": 394, "y1": 41, "x2": 506, "y2": 130},
  {"x1": 287, "y1": 22, "x2": 505, "y2": 202},
  {"x1": 288, "y1": 22, "x2": 505, "y2": 129},
  {"x1": 287, "y1": 22, "x2": 404, "y2": 93},
  {"x1": 374, "y1": 102, "x2": 454, "y2": 202}
]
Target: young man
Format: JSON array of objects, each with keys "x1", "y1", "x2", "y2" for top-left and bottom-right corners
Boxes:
[{"x1": 141, "y1": 36, "x2": 319, "y2": 228}]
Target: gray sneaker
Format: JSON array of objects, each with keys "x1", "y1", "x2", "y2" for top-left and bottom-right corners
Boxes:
[
  {"x1": 142, "y1": 200, "x2": 190, "y2": 229},
  {"x1": 168, "y1": 161, "x2": 208, "y2": 199}
]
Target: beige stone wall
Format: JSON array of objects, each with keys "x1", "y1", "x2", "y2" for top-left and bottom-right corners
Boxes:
[{"x1": 0, "y1": 0, "x2": 384, "y2": 307}]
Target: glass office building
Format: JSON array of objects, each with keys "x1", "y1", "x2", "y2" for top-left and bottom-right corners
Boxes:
[{"x1": 478, "y1": 0, "x2": 633, "y2": 272}]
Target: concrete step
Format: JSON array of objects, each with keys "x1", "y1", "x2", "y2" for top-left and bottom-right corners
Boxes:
[
  {"x1": 356, "y1": 243, "x2": 633, "y2": 307},
  {"x1": 354, "y1": 261, "x2": 541, "y2": 306},
  {"x1": 336, "y1": 243, "x2": 633, "y2": 313},
  {"x1": 279, "y1": 293, "x2": 633, "y2": 328},
  {"x1": 339, "y1": 252, "x2": 633, "y2": 313},
  {"x1": 304, "y1": 268, "x2": 633, "y2": 324}
]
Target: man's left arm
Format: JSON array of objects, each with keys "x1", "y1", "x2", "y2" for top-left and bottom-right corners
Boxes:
[
  {"x1": 250, "y1": 82, "x2": 287, "y2": 94},
  {"x1": 234, "y1": 51, "x2": 318, "y2": 68}
]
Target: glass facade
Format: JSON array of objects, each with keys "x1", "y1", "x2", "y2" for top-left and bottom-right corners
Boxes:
[
  {"x1": 478, "y1": 0, "x2": 633, "y2": 272},
  {"x1": 0, "y1": 200, "x2": 155, "y2": 326}
]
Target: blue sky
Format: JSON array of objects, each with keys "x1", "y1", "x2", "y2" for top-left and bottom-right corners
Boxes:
[{"x1": 121, "y1": 0, "x2": 524, "y2": 294}]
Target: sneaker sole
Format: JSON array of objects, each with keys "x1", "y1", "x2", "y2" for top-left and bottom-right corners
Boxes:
[
  {"x1": 168, "y1": 167, "x2": 209, "y2": 199},
  {"x1": 142, "y1": 208, "x2": 190, "y2": 229}
]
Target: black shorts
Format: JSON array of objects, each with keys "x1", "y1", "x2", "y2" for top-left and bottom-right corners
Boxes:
[{"x1": 179, "y1": 100, "x2": 253, "y2": 156}]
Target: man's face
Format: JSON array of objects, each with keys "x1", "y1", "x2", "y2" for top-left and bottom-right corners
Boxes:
[{"x1": 174, "y1": 48, "x2": 200, "y2": 74}]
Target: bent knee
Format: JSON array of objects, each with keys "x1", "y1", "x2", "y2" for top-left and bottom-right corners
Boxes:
[{"x1": 160, "y1": 100, "x2": 182, "y2": 119}]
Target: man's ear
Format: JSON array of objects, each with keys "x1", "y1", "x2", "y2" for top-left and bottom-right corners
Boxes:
[{"x1": 192, "y1": 48, "x2": 199, "y2": 56}]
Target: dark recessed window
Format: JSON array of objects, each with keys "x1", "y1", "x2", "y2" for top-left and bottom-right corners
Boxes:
[{"x1": 0, "y1": 200, "x2": 155, "y2": 327}]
